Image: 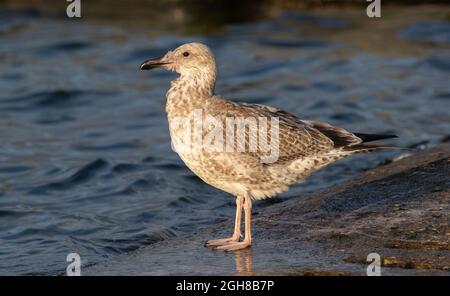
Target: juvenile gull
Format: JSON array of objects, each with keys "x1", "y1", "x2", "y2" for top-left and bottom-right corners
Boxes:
[{"x1": 140, "y1": 42, "x2": 396, "y2": 251}]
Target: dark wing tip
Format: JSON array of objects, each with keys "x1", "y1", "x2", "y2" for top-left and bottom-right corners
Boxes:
[{"x1": 354, "y1": 133, "x2": 398, "y2": 143}]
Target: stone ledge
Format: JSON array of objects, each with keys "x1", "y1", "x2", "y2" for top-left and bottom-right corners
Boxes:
[{"x1": 84, "y1": 143, "x2": 450, "y2": 275}]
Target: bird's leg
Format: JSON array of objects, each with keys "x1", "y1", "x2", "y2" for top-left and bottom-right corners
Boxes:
[
  {"x1": 205, "y1": 196, "x2": 243, "y2": 247},
  {"x1": 215, "y1": 196, "x2": 252, "y2": 251}
]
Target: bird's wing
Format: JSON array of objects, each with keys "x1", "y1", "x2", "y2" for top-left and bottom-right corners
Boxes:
[{"x1": 208, "y1": 98, "x2": 362, "y2": 164}]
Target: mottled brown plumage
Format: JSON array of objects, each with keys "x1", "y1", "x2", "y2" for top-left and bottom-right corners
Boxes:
[{"x1": 140, "y1": 42, "x2": 396, "y2": 251}]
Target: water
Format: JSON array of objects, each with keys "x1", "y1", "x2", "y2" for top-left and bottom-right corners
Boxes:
[{"x1": 0, "y1": 5, "x2": 449, "y2": 275}]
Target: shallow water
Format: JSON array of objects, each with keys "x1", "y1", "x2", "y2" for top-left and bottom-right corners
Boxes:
[{"x1": 0, "y1": 6, "x2": 449, "y2": 275}]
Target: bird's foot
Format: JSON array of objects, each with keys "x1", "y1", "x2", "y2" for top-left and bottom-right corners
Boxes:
[
  {"x1": 205, "y1": 236, "x2": 240, "y2": 248},
  {"x1": 214, "y1": 240, "x2": 251, "y2": 251}
]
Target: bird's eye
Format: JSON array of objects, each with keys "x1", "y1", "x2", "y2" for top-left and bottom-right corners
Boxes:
[{"x1": 183, "y1": 51, "x2": 190, "y2": 57}]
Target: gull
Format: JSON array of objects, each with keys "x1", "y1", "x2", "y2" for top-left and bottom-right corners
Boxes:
[{"x1": 140, "y1": 42, "x2": 396, "y2": 251}]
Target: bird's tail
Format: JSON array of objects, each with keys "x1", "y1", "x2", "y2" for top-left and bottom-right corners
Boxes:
[
  {"x1": 354, "y1": 132, "x2": 398, "y2": 143},
  {"x1": 344, "y1": 133, "x2": 401, "y2": 152}
]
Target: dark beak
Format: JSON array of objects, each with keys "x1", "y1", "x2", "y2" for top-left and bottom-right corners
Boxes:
[{"x1": 140, "y1": 57, "x2": 169, "y2": 70}]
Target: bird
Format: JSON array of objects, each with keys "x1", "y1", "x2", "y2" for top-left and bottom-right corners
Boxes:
[{"x1": 140, "y1": 42, "x2": 397, "y2": 251}]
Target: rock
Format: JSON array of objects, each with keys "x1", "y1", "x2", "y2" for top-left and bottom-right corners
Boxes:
[{"x1": 84, "y1": 143, "x2": 450, "y2": 275}]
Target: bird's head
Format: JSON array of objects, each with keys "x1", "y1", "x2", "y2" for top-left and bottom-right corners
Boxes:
[{"x1": 140, "y1": 42, "x2": 217, "y2": 78}]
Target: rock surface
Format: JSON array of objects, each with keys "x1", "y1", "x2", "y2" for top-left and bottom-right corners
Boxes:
[{"x1": 84, "y1": 144, "x2": 450, "y2": 275}]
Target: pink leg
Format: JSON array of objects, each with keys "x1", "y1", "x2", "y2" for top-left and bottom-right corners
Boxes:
[
  {"x1": 215, "y1": 196, "x2": 252, "y2": 251},
  {"x1": 205, "y1": 196, "x2": 243, "y2": 247}
]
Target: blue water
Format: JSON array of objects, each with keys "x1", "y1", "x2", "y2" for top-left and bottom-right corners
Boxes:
[{"x1": 0, "y1": 8, "x2": 449, "y2": 275}]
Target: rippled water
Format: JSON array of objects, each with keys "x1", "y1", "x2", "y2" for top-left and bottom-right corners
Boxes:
[{"x1": 0, "y1": 8, "x2": 449, "y2": 275}]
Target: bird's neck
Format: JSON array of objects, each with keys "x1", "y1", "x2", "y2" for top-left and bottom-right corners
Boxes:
[{"x1": 166, "y1": 72, "x2": 216, "y2": 116}]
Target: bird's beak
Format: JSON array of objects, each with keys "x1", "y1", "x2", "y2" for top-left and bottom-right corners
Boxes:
[{"x1": 140, "y1": 56, "x2": 170, "y2": 70}]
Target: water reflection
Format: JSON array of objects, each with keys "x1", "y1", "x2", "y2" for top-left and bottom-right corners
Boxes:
[{"x1": 234, "y1": 248, "x2": 253, "y2": 275}]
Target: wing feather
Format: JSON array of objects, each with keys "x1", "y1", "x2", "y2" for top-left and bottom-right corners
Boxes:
[{"x1": 207, "y1": 98, "x2": 359, "y2": 165}]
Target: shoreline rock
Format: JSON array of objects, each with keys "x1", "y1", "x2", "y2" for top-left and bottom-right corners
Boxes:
[{"x1": 84, "y1": 143, "x2": 450, "y2": 275}]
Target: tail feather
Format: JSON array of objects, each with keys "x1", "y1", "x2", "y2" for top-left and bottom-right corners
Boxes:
[
  {"x1": 344, "y1": 143, "x2": 399, "y2": 152},
  {"x1": 354, "y1": 133, "x2": 398, "y2": 143},
  {"x1": 346, "y1": 133, "x2": 400, "y2": 152}
]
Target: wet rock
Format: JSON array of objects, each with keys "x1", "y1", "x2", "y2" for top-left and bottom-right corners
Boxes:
[
  {"x1": 84, "y1": 143, "x2": 450, "y2": 275},
  {"x1": 441, "y1": 135, "x2": 450, "y2": 143}
]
